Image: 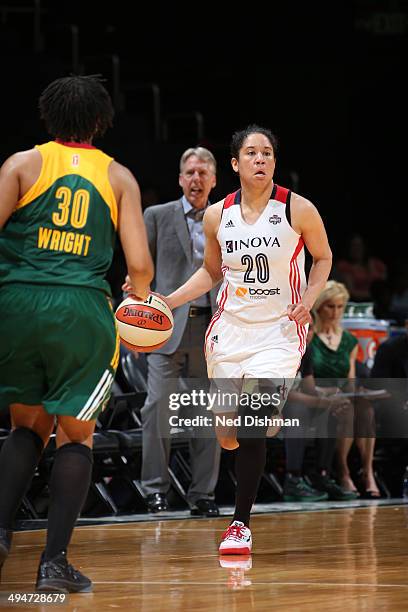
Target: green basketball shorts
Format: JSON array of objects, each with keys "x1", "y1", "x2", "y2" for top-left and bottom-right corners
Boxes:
[{"x1": 0, "y1": 284, "x2": 119, "y2": 420}]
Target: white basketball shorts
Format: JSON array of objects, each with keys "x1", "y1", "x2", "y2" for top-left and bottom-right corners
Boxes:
[
  {"x1": 206, "y1": 313, "x2": 306, "y2": 378},
  {"x1": 205, "y1": 314, "x2": 307, "y2": 415}
]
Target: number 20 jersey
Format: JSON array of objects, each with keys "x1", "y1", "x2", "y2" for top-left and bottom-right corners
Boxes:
[
  {"x1": 216, "y1": 184, "x2": 306, "y2": 327},
  {"x1": 0, "y1": 141, "x2": 117, "y2": 295}
]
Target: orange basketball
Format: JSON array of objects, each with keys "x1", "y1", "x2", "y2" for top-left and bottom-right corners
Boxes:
[{"x1": 115, "y1": 293, "x2": 174, "y2": 352}]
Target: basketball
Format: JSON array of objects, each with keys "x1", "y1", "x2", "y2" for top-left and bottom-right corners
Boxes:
[{"x1": 115, "y1": 293, "x2": 174, "y2": 352}]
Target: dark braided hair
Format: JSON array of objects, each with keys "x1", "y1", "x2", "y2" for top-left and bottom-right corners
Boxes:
[
  {"x1": 230, "y1": 124, "x2": 278, "y2": 159},
  {"x1": 39, "y1": 75, "x2": 114, "y2": 142}
]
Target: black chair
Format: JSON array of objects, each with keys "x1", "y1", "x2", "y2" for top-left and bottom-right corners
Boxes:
[
  {"x1": 120, "y1": 350, "x2": 148, "y2": 393},
  {"x1": 98, "y1": 392, "x2": 146, "y2": 511},
  {"x1": 117, "y1": 351, "x2": 193, "y2": 507}
]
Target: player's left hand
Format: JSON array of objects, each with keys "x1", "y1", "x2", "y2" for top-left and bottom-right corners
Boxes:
[
  {"x1": 122, "y1": 274, "x2": 133, "y2": 293},
  {"x1": 287, "y1": 303, "x2": 312, "y2": 326},
  {"x1": 121, "y1": 275, "x2": 150, "y2": 302}
]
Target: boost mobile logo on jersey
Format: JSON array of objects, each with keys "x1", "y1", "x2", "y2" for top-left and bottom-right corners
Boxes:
[
  {"x1": 236, "y1": 287, "x2": 280, "y2": 299},
  {"x1": 236, "y1": 287, "x2": 248, "y2": 297},
  {"x1": 226, "y1": 236, "x2": 280, "y2": 253}
]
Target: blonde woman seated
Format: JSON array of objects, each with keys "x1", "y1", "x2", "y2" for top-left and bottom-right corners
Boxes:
[{"x1": 310, "y1": 280, "x2": 380, "y2": 498}]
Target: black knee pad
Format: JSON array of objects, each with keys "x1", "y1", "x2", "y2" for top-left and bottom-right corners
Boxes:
[{"x1": 56, "y1": 442, "x2": 93, "y2": 465}]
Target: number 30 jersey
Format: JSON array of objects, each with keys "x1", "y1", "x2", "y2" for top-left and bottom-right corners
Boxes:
[
  {"x1": 0, "y1": 141, "x2": 117, "y2": 295},
  {"x1": 216, "y1": 184, "x2": 306, "y2": 327}
]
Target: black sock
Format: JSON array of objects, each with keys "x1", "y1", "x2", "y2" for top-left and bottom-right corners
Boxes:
[
  {"x1": 0, "y1": 428, "x2": 44, "y2": 529},
  {"x1": 315, "y1": 412, "x2": 338, "y2": 474},
  {"x1": 44, "y1": 443, "x2": 93, "y2": 561},
  {"x1": 285, "y1": 438, "x2": 307, "y2": 475},
  {"x1": 232, "y1": 437, "x2": 266, "y2": 527},
  {"x1": 315, "y1": 438, "x2": 336, "y2": 474}
]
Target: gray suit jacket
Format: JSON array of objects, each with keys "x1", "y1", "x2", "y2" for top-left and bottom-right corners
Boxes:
[{"x1": 144, "y1": 199, "x2": 219, "y2": 355}]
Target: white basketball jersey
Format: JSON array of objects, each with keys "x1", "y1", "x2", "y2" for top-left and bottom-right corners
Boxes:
[{"x1": 215, "y1": 184, "x2": 306, "y2": 327}]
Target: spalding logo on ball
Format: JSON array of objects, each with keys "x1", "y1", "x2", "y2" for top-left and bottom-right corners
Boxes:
[{"x1": 115, "y1": 293, "x2": 174, "y2": 352}]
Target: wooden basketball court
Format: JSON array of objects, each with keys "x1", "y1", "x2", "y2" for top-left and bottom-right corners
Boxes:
[{"x1": 1, "y1": 505, "x2": 408, "y2": 610}]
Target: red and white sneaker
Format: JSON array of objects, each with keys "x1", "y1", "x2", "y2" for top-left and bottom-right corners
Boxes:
[{"x1": 219, "y1": 520, "x2": 252, "y2": 555}]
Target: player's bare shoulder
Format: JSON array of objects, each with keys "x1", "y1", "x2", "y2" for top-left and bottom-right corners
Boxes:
[
  {"x1": 204, "y1": 200, "x2": 223, "y2": 236},
  {"x1": 0, "y1": 148, "x2": 43, "y2": 199},
  {"x1": 0, "y1": 148, "x2": 41, "y2": 174},
  {"x1": 290, "y1": 191, "x2": 321, "y2": 234},
  {"x1": 108, "y1": 160, "x2": 138, "y2": 187},
  {"x1": 108, "y1": 160, "x2": 140, "y2": 205}
]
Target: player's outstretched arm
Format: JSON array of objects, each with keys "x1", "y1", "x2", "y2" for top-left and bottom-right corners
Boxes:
[
  {"x1": 166, "y1": 201, "x2": 223, "y2": 310},
  {"x1": 111, "y1": 162, "x2": 154, "y2": 301},
  {"x1": 289, "y1": 194, "x2": 332, "y2": 324}
]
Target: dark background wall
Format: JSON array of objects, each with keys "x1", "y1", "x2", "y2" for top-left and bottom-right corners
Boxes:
[{"x1": 0, "y1": 0, "x2": 407, "y2": 265}]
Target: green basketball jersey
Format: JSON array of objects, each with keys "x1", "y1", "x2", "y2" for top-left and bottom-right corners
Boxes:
[{"x1": 0, "y1": 141, "x2": 118, "y2": 295}]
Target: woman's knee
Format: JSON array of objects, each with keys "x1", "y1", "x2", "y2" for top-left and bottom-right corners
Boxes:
[
  {"x1": 10, "y1": 403, "x2": 55, "y2": 445},
  {"x1": 215, "y1": 417, "x2": 238, "y2": 450},
  {"x1": 56, "y1": 416, "x2": 95, "y2": 447},
  {"x1": 218, "y1": 436, "x2": 239, "y2": 450}
]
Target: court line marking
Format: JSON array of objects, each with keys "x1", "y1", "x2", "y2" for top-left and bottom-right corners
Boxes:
[
  {"x1": 14, "y1": 503, "x2": 407, "y2": 535},
  {"x1": 3, "y1": 580, "x2": 408, "y2": 588},
  {"x1": 99, "y1": 582, "x2": 408, "y2": 588},
  {"x1": 13, "y1": 526, "x2": 226, "y2": 535}
]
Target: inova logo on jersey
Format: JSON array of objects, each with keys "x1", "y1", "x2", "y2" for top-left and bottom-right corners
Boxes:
[{"x1": 226, "y1": 236, "x2": 280, "y2": 253}]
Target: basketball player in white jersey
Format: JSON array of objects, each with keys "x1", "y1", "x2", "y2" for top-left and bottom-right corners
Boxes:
[{"x1": 124, "y1": 125, "x2": 332, "y2": 554}]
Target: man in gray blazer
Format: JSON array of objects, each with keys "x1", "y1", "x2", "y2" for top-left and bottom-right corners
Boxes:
[{"x1": 141, "y1": 147, "x2": 221, "y2": 515}]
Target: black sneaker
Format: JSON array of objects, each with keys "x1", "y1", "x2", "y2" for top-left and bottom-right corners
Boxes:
[
  {"x1": 283, "y1": 475, "x2": 328, "y2": 502},
  {"x1": 310, "y1": 474, "x2": 359, "y2": 501},
  {"x1": 146, "y1": 493, "x2": 168, "y2": 513},
  {"x1": 36, "y1": 551, "x2": 92, "y2": 593},
  {"x1": 0, "y1": 529, "x2": 12, "y2": 577}
]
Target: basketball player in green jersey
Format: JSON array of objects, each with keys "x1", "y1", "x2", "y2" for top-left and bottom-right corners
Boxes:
[{"x1": 0, "y1": 75, "x2": 153, "y2": 592}]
